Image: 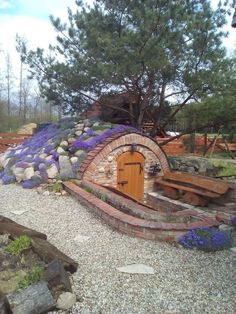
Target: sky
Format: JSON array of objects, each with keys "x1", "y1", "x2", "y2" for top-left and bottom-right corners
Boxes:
[{"x1": 0, "y1": 0, "x2": 235, "y2": 80}]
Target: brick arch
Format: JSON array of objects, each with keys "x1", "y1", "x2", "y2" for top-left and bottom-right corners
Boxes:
[{"x1": 82, "y1": 133, "x2": 169, "y2": 179}]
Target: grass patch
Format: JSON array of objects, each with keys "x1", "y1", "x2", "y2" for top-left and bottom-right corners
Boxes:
[
  {"x1": 209, "y1": 159, "x2": 236, "y2": 177},
  {"x1": 48, "y1": 181, "x2": 63, "y2": 193},
  {"x1": 18, "y1": 265, "x2": 44, "y2": 289},
  {"x1": 6, "y1": 235, "x2": 31, "y2": 256}
]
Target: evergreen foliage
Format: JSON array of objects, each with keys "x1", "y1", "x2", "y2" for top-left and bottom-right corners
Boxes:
[{"x1": 19, "y1": 0, "x2": 235, "y2": 131}]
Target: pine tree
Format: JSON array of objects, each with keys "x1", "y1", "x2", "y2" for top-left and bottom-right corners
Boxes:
[{"x1": 21, "y1": 0, "x2": 235, "y2": 132}]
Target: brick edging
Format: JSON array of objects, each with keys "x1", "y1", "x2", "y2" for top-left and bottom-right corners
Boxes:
[{"x1": 63, "y1": 181, "x2": 219, "y2": 242}]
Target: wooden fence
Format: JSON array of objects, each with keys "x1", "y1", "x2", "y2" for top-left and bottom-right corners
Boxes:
[
  {"x1": 0, "y1": 133, "x2": 31, "y2": 153},
  {"x1": 156, "y1": 135, "x2": 236, "y2": 156}
]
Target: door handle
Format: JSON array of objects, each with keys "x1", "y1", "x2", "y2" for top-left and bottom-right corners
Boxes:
[{"x1": 118, "y1": 180, "x2": 128, "y2": 186}]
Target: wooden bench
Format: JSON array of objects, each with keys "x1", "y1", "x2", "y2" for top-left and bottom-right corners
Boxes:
[{"x1": 155, "y1": 171, "x2": 229, "y2": 206}]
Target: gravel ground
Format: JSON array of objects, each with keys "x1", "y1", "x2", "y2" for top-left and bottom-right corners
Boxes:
[{"x1": 0, "y1": 183, "x2": 235, "y2": 314}]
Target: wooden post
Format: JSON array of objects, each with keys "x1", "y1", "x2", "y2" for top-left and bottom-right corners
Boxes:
[{"x1": 222, "y1": 134, "x2": 235, "y2": 159}]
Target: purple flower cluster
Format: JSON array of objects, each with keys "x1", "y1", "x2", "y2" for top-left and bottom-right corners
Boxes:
[
  {"x1": 178, "y1": 227, "x2": 232, "y2": 252},
  {"x1": 1, "y1": 122, "x2": 65, "y2": 187},
  {"x1": 15, "y1": 161, "x2": 29, "y2": 169},
  {"x1": 2, "y1": 174, "x2": 16, "y2": 185},
  {"x1": 85, "y1": 128, "x2": 98, "y2": 137},
  {"x1": 21, "y1": 176, "x2": 43, "y2": 189},
  {"x1": 1, "y1": 120, "x2": 138, "y2": 188},
  {"x1": 70, "y1": 125, "x2": 137, "y2": 153},
  {"x1": 230, "y1": 216, "x2": 236, "y2": 229}
]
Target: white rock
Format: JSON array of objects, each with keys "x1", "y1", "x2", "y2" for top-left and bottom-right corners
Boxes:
[
  {"x1": 75, "y1": 130, "x2": 82, "y2": 137},
  {"x1": 74, "y1": 150, "x2": 86, "y2": 158},
  {"x1": 43, "y1": 191, "x2": 50, "y2": 196},
  {"x1": 0, "y1": 153, "x2": 6, "y2": 167},
  {"x1": 57, "y1": 147, "x2": 67, "y2": 155},
  {"x1": 68, "y1": 137, "x2": 76, "y2": 144},
  {"x1": 60, "y1": 140, "x2": 69, "y2": 147},
  {"x1": 230, "y1": 247, "x2": 236, "y2": 253},
  {"x1": 39, "y1": 153, "x2": 47, "y2": 159},
  {"x1": 45, "y1": 155, "x2": 53, "y2": 161},
  {"x1": 117, "y1": 264, "x2": 155, "y2": 274},
  {"x1": 98, "y1": 167, "x2": 105, "y2": 173},
  {"x1": 14, "y1": 149, "x2": 22, "y2": 156},
  {"x1": 108, "y1": 156, "x2": 113, "y2": 162},
  {"x1": 59, "y1": 156, "x2": 74, "y2": 178},
  {"x1": 56, "y1": 292, "x2": 76, "y2": 310},
  {"x1": 10, "y1": 209, "x2": 28, "y2": 215},
  {"x1": 46, "y1": 164, "x2": 59, "y2": 179},
  {"x1": 23, "y1": 167, "x2": 35, "y2": 180},
  {"x1": 219, "y1": 224, "x2": 234, "y2": 233},
  {"x1": 3, "y1": 158, "x2": 11, "y2": 168},
  {"x1": 12, "y1": 167, "x2": 25, "y2": 182},
  {"x1": 75, "y1": 123, "x2": 84, "y2": 130},
  {"x1": 70, "y1": 157, "x2": 78, "y2": 164}
]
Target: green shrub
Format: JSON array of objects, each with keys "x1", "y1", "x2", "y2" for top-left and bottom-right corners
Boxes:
[
  {"x1": 48, "y1": 181, "x2": 63, "y2": 193},
  {"x1": 100, "y1": 194, "x2": 108, "y2": 202},
  {"x1": 84, "y1": 186, "x2": 93, "y2": 193},
  {"x1": 6, "y1": 235, "x2": 31, "y2": 256}
]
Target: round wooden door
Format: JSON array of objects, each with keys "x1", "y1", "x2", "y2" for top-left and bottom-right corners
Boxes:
[{"x1": 117, "y1": 151, "x2": 144, "y2": 202}]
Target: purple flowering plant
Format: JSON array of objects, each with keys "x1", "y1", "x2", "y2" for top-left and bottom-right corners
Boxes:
[
  {"x1": 1, "y1": 122, "x2": 63, "y2": 187},
  {"x1": 178, "y1": 227, "x2": 232, "y2": 252},
  {"x1": 21, "y1": 176, "x2": 43, "y2": 189},
  {"x1": 15, "y1": 161, "x2": 30, "y2": 169},
  {"x1": 70, "y1": 125, "x2": 138, "y2": 153},
  {"x1": 230, "y1": 216, "x2": 236, "y2": 230},
  {"x1": 2, "y1": 174, "x2": 16, "y2": 185},
  {"x1": 1, "y1": 120, "x2": 138, "y2": 188}
]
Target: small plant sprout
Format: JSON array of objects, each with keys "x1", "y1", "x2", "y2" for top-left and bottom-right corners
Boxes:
[{"x1": 6, "y1": 235, "x2": 31, "y2": 256}]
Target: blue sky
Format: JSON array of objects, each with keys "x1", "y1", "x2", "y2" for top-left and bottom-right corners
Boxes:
[
  {"x1": 0, "y1": 0, "x2": 235, "y2": 80},
  {"x1": 0, "y1": 0, "x2": 78, "y2": 18}
]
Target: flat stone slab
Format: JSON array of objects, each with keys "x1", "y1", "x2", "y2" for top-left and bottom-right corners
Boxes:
[
  {"x1": 73, "y1": 234, "x2": 90, "y2": 243},
  {"x1": 117, "y1": 264, "x2": 155, "y2": 274},
  {"x1": 10, "y1": 209, "x2": 29, "y2": 215}
]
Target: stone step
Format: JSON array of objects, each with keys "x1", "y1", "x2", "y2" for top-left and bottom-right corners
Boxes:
[{"x1": 63, "y1": 181, "x2": 218, "y2": 242}]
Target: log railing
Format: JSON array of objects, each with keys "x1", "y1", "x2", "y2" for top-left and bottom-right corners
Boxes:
[{"x1": 0, "y1": 133, "x2": 31, "y2": 153}]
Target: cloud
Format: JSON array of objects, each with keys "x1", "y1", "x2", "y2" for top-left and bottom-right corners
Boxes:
[
  {"x1": 0, "y1": 1, "x2": 78, "y2": 76},
  {"x1": 0, "y1": 0, "x2": 12, "y2": 9}
]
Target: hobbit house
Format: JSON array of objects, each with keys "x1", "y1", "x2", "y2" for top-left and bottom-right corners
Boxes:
[
  {"x1": 0, "y1": 119, "x2": 168, "y2": 201},
  {"x1": 0, "y1": 118, "x2": 219, "y2": 242}
]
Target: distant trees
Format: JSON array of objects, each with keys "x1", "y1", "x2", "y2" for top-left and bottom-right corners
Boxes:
[{"x1": 0, "y1": 48, "x2": 58, "y2": 132}]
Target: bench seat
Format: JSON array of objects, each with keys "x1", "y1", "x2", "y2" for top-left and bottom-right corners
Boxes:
[{"x1": 155, "y1": 171, "x2": 229, "y2": 207}]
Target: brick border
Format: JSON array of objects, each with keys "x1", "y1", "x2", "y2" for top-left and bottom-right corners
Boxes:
[{"x1": 63, "y1": 181, "x2": 219, "y2": 242}]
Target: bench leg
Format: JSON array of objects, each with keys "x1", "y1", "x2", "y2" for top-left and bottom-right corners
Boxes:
[
  {"x1": 163, "y1": 186, "x2": 180, "y2": 200},
  {"x1": 183, "y1": 192, "x2": 209, "y2": 207}
]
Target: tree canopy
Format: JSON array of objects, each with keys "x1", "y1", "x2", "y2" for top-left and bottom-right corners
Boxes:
[{"x1": 20, "y1": 0, "x2": 235, "y2": 132}]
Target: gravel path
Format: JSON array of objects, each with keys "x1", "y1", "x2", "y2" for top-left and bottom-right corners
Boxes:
[{"x1": 0, "y1": 183, "x2": 235, "y2": 314}]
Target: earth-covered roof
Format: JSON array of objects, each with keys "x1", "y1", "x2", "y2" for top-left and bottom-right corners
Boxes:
[{"x1": 0, "y1": 119, "x2": 138, "y2": 188}]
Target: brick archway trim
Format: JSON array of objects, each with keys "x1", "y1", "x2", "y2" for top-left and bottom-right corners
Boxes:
[{"x1": 80, "y1": 132, "x2": 169, "y2": 178}]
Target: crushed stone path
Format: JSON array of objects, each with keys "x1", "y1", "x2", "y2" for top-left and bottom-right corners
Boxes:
[{"x1": 0, "y1": 183, "x2": 235, "y2": 314}]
